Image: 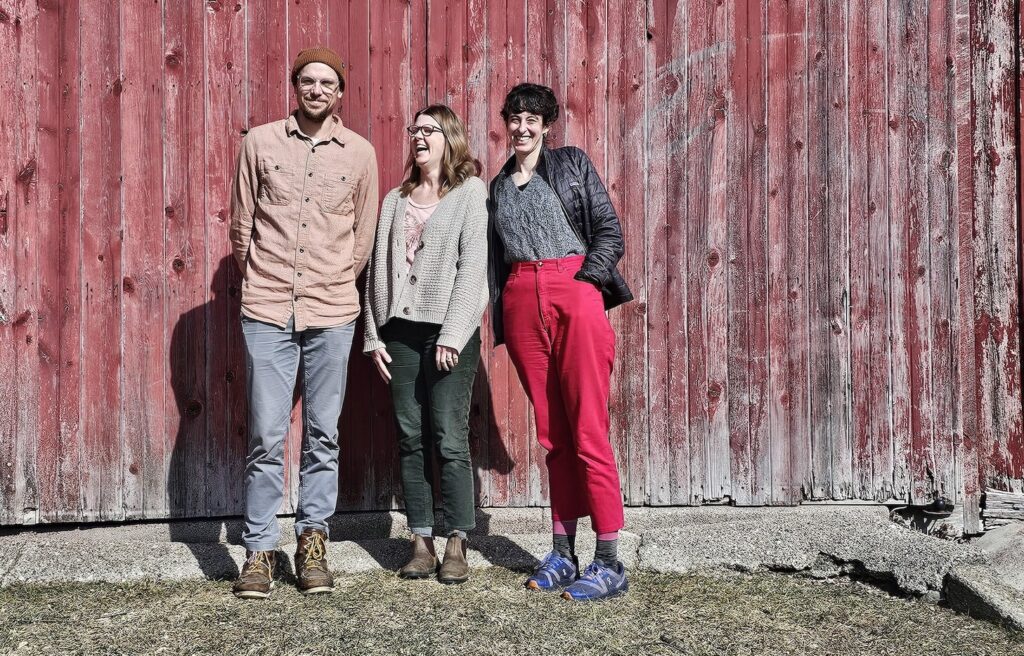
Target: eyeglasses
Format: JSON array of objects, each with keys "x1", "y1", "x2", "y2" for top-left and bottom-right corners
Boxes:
[
  {"x1": 406, "y1": 125, "x2": 444, "y2": 138},
  {"x1": 298, "y1": 78, "x2": 339, "y2": 94}
]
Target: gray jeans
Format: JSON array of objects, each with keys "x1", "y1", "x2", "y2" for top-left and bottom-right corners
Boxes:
[{"x1": 241, "y1": 315, "x2": 354, "y2": 551}]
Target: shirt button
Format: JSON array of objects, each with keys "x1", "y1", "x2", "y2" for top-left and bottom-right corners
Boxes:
[
  {"x1": 341, "y1": 176, "x2": 346, "y2": 181},
  {"x1": 294, "y1": 295, "x2": 299, "y2": 301},
  {"x1": 402, "y1": 307, "x2": 411, "y2": 316},
  {"x1": 308, "y1": 172, "x2": 313, "y2": 177},
  {"x1": 417, "y1": 241, "x2": 424, "y2": 251},
  {"x1": 299, "y1": 248, "x2": 305, "y2": 253},
  {"x1": 297, "y1": 272, "x2": 302, "y2": 277},
  {"x1": 305, "y1": 197, "x2": 310, "y2": 202},
  {"x1": 274, "y1": 165, "x2": 280, "y2": 170},
  {"x1": 302, "y1": 223, "x2": 307, "y2": 228}
]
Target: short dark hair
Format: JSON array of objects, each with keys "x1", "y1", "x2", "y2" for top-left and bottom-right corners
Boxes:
[{"x1": 500, "y1": 83, "x2": 560, "y2": 125}]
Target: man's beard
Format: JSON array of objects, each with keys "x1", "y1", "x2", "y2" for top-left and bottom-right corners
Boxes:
[{"x1": 299, "y1": 101, "x2": 333, "y2": 123}]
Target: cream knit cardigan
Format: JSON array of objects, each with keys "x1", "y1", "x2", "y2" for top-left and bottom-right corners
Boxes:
[{"x1": 362, "y1": 176, "x2": 489, "y2": 354}]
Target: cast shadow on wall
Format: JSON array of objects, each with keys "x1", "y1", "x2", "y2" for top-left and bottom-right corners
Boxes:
[{"x1": 166, "y1": 255, "x2": 537, "y2": 578}]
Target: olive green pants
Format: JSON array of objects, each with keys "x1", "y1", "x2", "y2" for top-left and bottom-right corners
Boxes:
[{"x1": 382, "y1": 319, "x2": 481, "y2": 533}]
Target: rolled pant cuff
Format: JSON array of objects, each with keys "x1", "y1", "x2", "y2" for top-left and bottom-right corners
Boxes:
[{"x1": 243, "y1": 541, "x2": 280, "y2": 553}]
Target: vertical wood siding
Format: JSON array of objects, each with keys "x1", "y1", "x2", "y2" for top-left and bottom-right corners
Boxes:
[{"x1": 1, "y1": 0, "x2": 1022, "y2": 529}]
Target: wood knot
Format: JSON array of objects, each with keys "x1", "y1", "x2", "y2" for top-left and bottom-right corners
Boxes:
[
  {"x1": 707, "y1": 250, "x2": 721, "y2": 267},
  {"x1": 225, "y1": 370, "x2": 235, "y2": 383},
  {"x1": 185, "y1": 400, "x2": 203, "y2": 418},
  {"x1": 129, "y1": 463, "x2": 139, "y2": 475},
  {"x1": 17, "y1": 159, "x2": 36, "y2": 185},
  {"x1": 708, "y1": 382, "x2": 722, "y2": 400},
  {"x1": 111, "y1": 78, "x2": 123, "y2": 95},
  {"x1": 122, "y1": 276, "x2": 136, "y2": 294},
  {"x1": 172, "y1": 257, "x2": 186, "y2": 273},
  {"x1": 165, "y1": 205, "x2": 175, "y2": 217},
  {"x1": 165, "y1": 48, "x2": 183, "y2": 67}
]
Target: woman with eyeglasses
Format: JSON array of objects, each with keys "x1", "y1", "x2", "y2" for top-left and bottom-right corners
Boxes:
[
  {"x1": 487, "y1": 83, "x2": 634, "y2": 601},
  {"x1": 363, "y1": 104, "x2": 488, "y2": 584}
]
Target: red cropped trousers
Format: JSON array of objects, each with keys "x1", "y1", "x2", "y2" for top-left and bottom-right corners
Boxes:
[{"x1": 502, "y1": 255, "x2": 624, "y2": 534}]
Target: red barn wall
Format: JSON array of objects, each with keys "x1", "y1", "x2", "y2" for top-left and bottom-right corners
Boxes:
[{"x1": 0, "y1": 1, "x2": 1021, "y2": 531}]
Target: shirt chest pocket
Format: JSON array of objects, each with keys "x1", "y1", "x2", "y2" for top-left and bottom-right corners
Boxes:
[
  {"x1": 321, "y1": 174, "x2": 356, "y2": 215},
  {"x1": 258, "y1": 160, "x2": 294, "y2": 206}
]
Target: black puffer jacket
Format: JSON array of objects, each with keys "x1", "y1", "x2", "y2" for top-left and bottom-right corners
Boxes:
[{"x1": 487, "y1": 145, "x2": 634, "y2": 345}]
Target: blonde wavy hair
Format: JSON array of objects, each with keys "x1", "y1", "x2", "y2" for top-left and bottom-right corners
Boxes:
[{"x1": 400, "y1": 104, "x2": 477, "y2": 198}]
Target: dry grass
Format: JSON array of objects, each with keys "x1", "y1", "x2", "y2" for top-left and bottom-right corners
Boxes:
[{"x1": 1, "y1": 569, "x2": 1021, "y2": 655}]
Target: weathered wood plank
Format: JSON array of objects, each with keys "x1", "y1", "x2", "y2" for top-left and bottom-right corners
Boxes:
[
  {"x1": 766, "y1": 0, "x2": 792, "y2": 505},
  {"x1": 657, "y1": 0, "x2": 690, "y2": 506},
  {"x1": 164, "y1": 0, "x2": 208, "y2": 519},
  {"x1": 0, "y1": 0, "x2": 20, "y2": 524},
  {"x1": 33, "y1": 0, "x2": 69, "y2": 522},
  {"x1": 205, "y1": 0, "x2": 248, "y2": 517},
  {"x1": 887, "y1": 0, "x2": 912, "y2": 502},
  {"x1": 645, "y1": 0, "x2": 669, "y2": 506},
  {"x1": 247, "y1": 0, "x2": 287, "y2": 130},
  {"x1": 976, "y1": 0, "x2": 1023, "y2": 492},
  {"x1": 335, "y1": 0, "x2": 375, "y2": 511},
  {"x1": 79, "y1": 0, "x2": 123, "y2": 521},
  {"x1": 55, "y1": 0, "x2": 85, "y2": 521},
  {"x1": 744, "y1": 0, "x2": 770, "y2": 506},
  {"x1": 121, "y1": 0, "x2": 167, "y2": 518},
  {"x1": 682, "y1": 0, "x2": 713, "y2": 505},
  {"x1": 847, "y1": 0, "x2": 871, "y2": 501},
  {"x1": 465, "y1": 0, "x2": 491, "y2": 509},
  {"x1": 12, "y1": 0, "x2": 41, "y2": 524},
  {"x1": 609, "y1": 0, "x2": 647, "y2": 507},
  {"x1": 926, "y1": 0, "x2": 957, "y2": 504},
  {"x1": 784, "y1": 0, "x2": 811, "y2": 504},
  {"x1": 806, "y1": 0, "x2": 830, "y2": 500},
  {"x1": 866, "y1": 0, "x2": 893, "y2": 502},
  {"x1": 906, "y1": 0, "x2": 935, "y2": 506},
  {"x1": 727, "y1": 0, "x2": 752, "y2": 506},
  {"x1": 703, "y1": 0, "x2": 731, "y2": 502}
]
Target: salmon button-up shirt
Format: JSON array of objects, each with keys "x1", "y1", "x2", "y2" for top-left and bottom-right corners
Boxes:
[{"x1": 229, "y1": 113, "x2": 379, "y2": 331}]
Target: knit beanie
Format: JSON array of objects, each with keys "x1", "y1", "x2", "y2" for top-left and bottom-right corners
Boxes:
[{"x1": 291, "y1": 46, "x2": 346, "y2": 92}]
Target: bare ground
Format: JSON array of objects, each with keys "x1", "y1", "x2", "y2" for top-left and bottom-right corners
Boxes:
[{"x1": 1, "y1": 568, "x2": 1021, "y2": 655}]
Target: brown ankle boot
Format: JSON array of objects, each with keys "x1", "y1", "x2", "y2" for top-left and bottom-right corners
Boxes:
[
  {"x1": 399, "y1": 534, "x2": 439, "y2": 579},
  {"x1": 295, "y1": 529, "x2": 334, "y2": 595},
  {"x1": 438, "y1": 535, "x2": 469, "y2": 585},
  {"x1": 233, "y1": 550, "x2": 276, "y2": 599}
]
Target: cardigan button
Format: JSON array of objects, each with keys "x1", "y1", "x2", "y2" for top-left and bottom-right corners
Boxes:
[
  {"x1": 402, "y1": 307, "x2": 411, "y2": 316},
  {"x1": 410, "y1": 275, "x2": 417, "y2": 284}
]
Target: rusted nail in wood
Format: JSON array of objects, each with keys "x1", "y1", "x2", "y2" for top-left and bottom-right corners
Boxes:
[{"x1": 0, "y1": 191, "x2": 8, "y2": 235}]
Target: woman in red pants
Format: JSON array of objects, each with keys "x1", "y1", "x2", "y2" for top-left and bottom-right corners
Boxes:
[{"x1": 487, "y1": 82, "x2": 634, "y2": 601}]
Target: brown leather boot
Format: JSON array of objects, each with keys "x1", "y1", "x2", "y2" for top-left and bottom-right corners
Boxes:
[
  {"x1": 295, "y1": 529, "x2": 334, "y2": 595},
  {"x1": 233, "y1": 550, "x2": 276, "y2": 599},
  {"x1": 438, "y1": 534, "x2": 469, "y2": 585},
  {"x1": 398, "y1": 534, "x2": 439, "y2": 579}
]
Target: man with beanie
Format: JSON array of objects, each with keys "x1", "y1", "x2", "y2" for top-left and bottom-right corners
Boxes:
[{"x1": 229, "y1": 46, "x2": 378, "y2": 599}]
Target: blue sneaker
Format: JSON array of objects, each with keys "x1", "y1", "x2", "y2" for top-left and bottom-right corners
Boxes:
[
  {"x1": 561, "y1": 560, "x2": 629, "y2": 601},
  {"x1": 525, "y1": 551, "x2": 579, "y2": 591}
]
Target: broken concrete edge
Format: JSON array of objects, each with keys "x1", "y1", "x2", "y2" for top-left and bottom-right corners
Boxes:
[{"x1": 945, "y1": 565, "x2": 1024, "y2": 633}]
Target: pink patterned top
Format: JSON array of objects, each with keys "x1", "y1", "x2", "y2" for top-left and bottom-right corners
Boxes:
[{"x1": 405, "y1": 198, "x2": 440, "y2": 269}]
